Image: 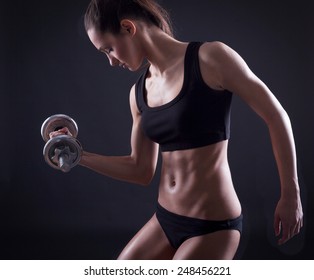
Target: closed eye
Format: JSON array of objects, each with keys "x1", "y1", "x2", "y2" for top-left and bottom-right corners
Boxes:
[
  {"x1": 99, "y1": 47, "x2": 113, "y2": 55},
  {"x1": 106, "y1": 48, "x2": 113, "y2": 54}
]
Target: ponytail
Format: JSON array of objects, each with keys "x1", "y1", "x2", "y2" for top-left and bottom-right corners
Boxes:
[{"x1": 84, "y1": 0, "x2": 173, "y2": 37}]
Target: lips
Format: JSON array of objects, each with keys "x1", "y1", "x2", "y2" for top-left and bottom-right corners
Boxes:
[{"x1": 119, "y1": 63, "x2": 129, "y2": 69}]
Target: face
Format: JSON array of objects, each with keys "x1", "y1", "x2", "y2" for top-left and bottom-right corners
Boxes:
[{"x1": 87, "y1": 26, "x2": 143, "y2": 71}]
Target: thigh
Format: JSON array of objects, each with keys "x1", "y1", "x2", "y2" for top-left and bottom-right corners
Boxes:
[
  {"x1": 173, "y1": 230, "x2": 240, "y2": 260},
  {"x1": 117, "y1": 214, "x2": 176, "y2": 260}
]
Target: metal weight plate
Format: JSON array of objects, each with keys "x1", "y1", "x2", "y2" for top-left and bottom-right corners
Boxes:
[
  {"x1": 43, "y1": 135, "x2": 82, "y2": 172},
  {"x1": 41, "y1": 114, "x2": 78, "y2": 142}
]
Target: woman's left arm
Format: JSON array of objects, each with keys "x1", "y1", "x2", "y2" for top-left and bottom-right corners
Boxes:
[{"x1": 200, "y1": 42, "x2": 303, "y2": 245}]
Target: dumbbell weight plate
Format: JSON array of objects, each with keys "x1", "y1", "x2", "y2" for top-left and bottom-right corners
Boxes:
[
  {"x1": 41, "y1": 114, "x2": 78, "y2": 142},
  {"x1": 43, "y1": 135, "x2": 82, "y2": 172}
]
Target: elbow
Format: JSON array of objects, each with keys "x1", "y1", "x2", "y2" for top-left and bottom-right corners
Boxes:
[
  {"x1": 130, "y1": 153, "x2": 157, "y2": 187},
  {"x1": 136, "y1": 167, "x2": 155, "y2": 186},
  {"x1": 132, "y1": 157, "x2": 156, "y2": 186},
  {"x1": 265, "y1": 107, "x2": 290, "y2": 128}
]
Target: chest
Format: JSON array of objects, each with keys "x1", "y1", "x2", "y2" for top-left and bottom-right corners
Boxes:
[
  {"x1": 140, "y1": 80, "x2": 232, "y2": 152},
  {"x1": 144, "y1": 67, "x2": 184, "y2": 108}
]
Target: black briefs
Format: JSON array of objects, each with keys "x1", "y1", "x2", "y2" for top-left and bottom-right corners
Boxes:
[{"x1": 156, "y1": 203, "x2": 243, "y2": 249}]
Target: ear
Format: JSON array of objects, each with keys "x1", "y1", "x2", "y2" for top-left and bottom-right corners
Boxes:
[{"x1": 120, "y1": 19, "x2": 136, "y2": 36}]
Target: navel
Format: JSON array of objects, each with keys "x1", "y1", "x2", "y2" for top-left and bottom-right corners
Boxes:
[{"x1": 170, "y1": 179, "x2": 176, "y2": 187}]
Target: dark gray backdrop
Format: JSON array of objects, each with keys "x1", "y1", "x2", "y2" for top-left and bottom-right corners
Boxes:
[{"x1": 1, "y1": 0, "x2": 313, "y2": 259}]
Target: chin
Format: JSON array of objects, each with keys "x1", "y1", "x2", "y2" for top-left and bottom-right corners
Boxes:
[
  {"x1": 130, "y1": 58, "x2": 147, "y2": 72},
  {"x1": 128, "y1": 64, "x2": 142, "y2": 72},
  {"x1": 128, "y1": 66, "x2": 137, "y2": 72}
]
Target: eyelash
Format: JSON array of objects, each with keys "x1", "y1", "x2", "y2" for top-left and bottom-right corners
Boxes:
[
  {"x1": 100, "y1": 48, "x2": 113, "y2": 55},
  {"x1": 106, "y1": 48, "x2": 113, "y2": 54}
]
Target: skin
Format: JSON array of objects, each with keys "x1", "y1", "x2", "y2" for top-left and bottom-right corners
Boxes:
[{"x1": 52, "y1": 18, "x2": 303, "y2": 259}]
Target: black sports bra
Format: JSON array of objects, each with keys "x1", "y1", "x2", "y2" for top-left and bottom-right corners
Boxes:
[{"x1": 135, "y1": 42, "x2": 232, "y2": 152}]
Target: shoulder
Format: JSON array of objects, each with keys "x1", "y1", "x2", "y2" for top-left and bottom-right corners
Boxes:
[
  {"x1": 197, "y1": 41, "x2": 235, "y2": 89},
  {"x1": 199, "y1": 41, "x2": 241, "y2": 68},
  {"x1": 199, "y1": 41, "x2": 228, "y2": 53},
  {"x1": 198, "y1": 41, "x2": 253, "y2": 89}
]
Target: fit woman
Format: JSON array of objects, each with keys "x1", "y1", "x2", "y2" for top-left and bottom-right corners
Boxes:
[{"x1": 53, "y1": 0, "x2": 303, "y2": 259}]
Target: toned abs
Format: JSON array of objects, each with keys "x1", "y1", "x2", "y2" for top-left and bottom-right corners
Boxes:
[{"x1": 158, "y1": 140, "x2": 242, "y2": 221}]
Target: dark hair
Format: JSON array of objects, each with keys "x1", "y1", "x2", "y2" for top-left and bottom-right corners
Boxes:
[{"x1": 84, "y1": 0, "x2": 173, "y2": 37}]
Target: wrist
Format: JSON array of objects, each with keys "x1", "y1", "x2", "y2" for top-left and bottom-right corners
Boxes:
[
  {"x1": 280, "y1": 177, "x2": 300, "y2": 199},
  {"x1": 79, "y1": 151, "x2": 92, "y2": 167}
]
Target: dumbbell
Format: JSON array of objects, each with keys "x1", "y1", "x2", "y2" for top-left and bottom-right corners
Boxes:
[{"x1": 41, "y1": 114, "x2": 82, "y2": 172}]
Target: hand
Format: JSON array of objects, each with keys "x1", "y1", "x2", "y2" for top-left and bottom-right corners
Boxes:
[
  {"x1": 49, "y1": 127, "x2": 73, "y2": 139},
  {"x1": 274, "y1": 195, "x2": 303, "y2": 245}
]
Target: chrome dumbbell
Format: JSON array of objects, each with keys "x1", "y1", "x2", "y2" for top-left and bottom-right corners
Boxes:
[{"x1": 41, "y1": 114, "x2": 82, "y2": 172}]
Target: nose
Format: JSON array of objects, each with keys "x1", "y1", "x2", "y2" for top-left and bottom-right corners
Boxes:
[{"x1": 108, "y1": 55, "x2": 120, "y2": 67}]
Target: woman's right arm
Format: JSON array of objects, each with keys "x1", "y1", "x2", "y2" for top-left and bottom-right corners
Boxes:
[{"x1": 79, "y1": 85, "x2": 159, "y2": 186}]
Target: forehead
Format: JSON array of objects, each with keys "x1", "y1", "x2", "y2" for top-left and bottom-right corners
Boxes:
[{"x1": 87, "y1": 28, "x2": 116, "y2": 50}]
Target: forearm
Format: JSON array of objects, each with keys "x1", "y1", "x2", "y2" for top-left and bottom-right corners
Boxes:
[
  {"x1": 79, "y1": 151, "x2": 153, "y2": 186},
  {"x1": 267, "y1": 109, "x2": 300, "y2": 197}
]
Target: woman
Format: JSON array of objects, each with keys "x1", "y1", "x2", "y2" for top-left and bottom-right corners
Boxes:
[{"x1": 54, "y1": 0, "x2": 303, "y2": 259}]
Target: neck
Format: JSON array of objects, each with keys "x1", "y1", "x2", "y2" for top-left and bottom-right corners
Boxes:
[{"x1": 139, "y1": 26, "x2": 187, "y2": 75}]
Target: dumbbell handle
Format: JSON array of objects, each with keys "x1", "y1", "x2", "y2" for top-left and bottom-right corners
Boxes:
[{"x1": 59, "y1": 154, "x2": 71, "y2": 172}]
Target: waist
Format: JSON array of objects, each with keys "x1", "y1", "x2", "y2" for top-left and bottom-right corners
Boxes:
[{"x1": 158, "y1": 141, "x2": 241, "y2": 220}]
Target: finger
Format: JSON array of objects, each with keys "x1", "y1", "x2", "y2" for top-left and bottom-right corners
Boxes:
[
  {"x1": 49, "y1": 132, "x2": 59, "y2": 138},
  {"x1": 49, "y1": 131, "x2": 65, "y2": 139},
  {"x1": 48, "y1": 127, "x2": 71, "y2": 139},
  {"x1": 295, "y1": 223, "x2": 301, "y2": 235},
  {"x1": 49, "y1": 132, "x2": 58, "y2": 138},
  {"x1": 278, "y1": 224, "x2": 291, "y2": 245},
  {"x1": 291, "y1": 223, "x2": 298, "y2": 237},
  {"x1": 59, "y1": 127, "x2": 73, "y2": 136},
  {"x1": 294, "y1": 220, "x2": 303, "y2": 235},
  {"x1": 59, "y1": 127, "x2": 69, "y2": 133}
]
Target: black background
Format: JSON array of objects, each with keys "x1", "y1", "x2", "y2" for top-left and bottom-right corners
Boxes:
[{"x1": 1, "y1": 0, "x2": 313, "y2": 259}]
